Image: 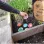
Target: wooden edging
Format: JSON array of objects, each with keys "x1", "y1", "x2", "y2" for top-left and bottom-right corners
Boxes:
[{"x1": 12, "y1": 24, "x2": 44, "y2": 42}]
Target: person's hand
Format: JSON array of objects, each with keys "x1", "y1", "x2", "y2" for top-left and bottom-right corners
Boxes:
[{"x1": 20, "y1": 12, "x2": 28, "y2": 19}]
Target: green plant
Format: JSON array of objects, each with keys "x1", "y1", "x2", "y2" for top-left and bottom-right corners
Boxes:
[
  {"x1": 8, "y1": 0, "x2": 28, "y2": 11},
  {"x1": 38, "y1": 21, "x2": 42, "y2": 25},
  {"x1": 28, "y1": 0, "x2": 32, "y2": 8},
  {"x1": 8, "y1": 0, "x2": 32, "y2": 12}
]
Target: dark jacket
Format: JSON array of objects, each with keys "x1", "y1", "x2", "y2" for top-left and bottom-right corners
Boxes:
[
  {"x1": 0, "y1": 1, "x2": 20, "y2": 14},
  {"x1": 32, "y1": 0, "x2": 36, "y2": 4}
]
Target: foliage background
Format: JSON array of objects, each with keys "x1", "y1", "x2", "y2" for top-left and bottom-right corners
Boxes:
[
  {"x1": 8, "y1": 0, "x2": 32, "y2": 23},
  {"x1": 8, "y1": 0, "x2": 32, "y2": 12}
]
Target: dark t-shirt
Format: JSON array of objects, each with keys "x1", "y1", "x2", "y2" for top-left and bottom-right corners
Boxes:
[
  {"x1": 0, "y1": 1, "x2": 20, "y2": 14},
  {"x1": 32, "y1": 0, "x2": 36, "y2": 4}
]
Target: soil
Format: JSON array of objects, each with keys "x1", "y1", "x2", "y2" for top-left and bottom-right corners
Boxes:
[
  {"x1": 11, "y1": 15, "x2": 39, "y2": 33},
  {"x1": 17, "y1": 32, "x2": 44, "y2": 43},
  {"x1": 11, "y1": 14, "x2": 44, "y2": 43}
]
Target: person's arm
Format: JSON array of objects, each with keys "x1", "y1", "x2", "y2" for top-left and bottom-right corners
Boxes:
[
  {"x1": 0, "y1": 1, "x2": 28, "y2": 19},
  {"x1": 0, "y1": 1, "x2": 20, "y2": 14}
]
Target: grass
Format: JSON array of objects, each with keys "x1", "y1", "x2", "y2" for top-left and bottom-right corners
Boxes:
[{"x1": 8, "y1": 0, "x2": 32, "y2": 12}]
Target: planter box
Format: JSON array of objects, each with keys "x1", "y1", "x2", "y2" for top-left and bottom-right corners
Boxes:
[{"x1": 12, "y1": 24, "x2": 44, "y2": 42}]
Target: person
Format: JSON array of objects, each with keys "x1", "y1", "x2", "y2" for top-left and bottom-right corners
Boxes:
[{"x1": 0, "y1": 1, "x2": 28, "y2": 18}]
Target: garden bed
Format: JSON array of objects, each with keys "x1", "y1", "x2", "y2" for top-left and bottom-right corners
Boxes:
[
  {"x1": 17, "y1": 32, "x2": 44, "y2": 43},
  {"x1": 12, "y1": 24, "x2": 44, "y2": 43},
  {"x1": 10, "y1": 13, "x2": 44, "y2": 43},
  {"x1": 11, "y1": 14, "x2": 42, "y2": 33}
]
